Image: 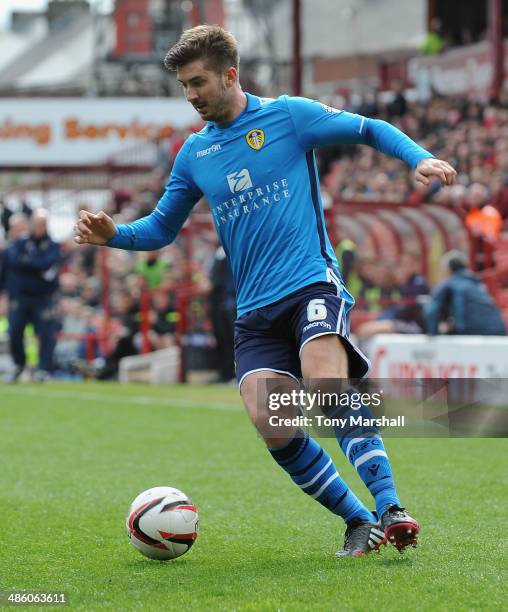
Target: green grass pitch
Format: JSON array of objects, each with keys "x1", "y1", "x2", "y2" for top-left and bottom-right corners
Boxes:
[{"x1": 1, "y1": 382, "x2": 506, "y2": 611}]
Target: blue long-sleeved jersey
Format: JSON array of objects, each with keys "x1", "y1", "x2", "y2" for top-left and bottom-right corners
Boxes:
[{"x1": 109, "y1": 94, "x2": 433, "y2": 315}]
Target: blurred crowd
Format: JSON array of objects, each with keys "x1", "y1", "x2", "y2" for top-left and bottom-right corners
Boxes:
[
  {"x1": 0, "y1": 177, "x2": 220, "y2": 381},
  {"x1": 321, "y1": 92, "x2": 508, "y2": 220},
  {"x1": 1, "y1": 91, "x2": 508, "y2": 380}
]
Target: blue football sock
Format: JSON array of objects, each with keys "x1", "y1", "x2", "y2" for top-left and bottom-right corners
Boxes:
[
  {"x1": 269, "y1": 430, "x2": 375, "y2": 524},
  {"x1": 339, "y1": 435, "x2": 400, "y2": 517},
  {"x1": 323, "y1": 388, "x2": 401, "y2": 517}
]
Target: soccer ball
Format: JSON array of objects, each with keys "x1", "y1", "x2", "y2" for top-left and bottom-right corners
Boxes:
[{"x1": 126, "y1": 486, "x2": 199, "y2": 560}]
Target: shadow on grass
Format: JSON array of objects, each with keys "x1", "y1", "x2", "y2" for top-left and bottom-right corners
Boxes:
[
  {"x1": 376, "y1": 555, "x2": 414, "y2": 565},
  {"x1": 124, "y1": 557, "x2": 193, "y2": 569},
  {"x1": 122, "y1": 546, "x2": 416, "y2": 578}
]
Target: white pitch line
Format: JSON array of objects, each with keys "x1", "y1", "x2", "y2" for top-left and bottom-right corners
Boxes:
[{"x1": 0, "y1": 386, "x2": 241, "y2": 412}]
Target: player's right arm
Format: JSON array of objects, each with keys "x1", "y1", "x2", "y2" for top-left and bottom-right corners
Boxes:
[{"x1": 74, "y1": 139, "x2": 202, "y2": 250}]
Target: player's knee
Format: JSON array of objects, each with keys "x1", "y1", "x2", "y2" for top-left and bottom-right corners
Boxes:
[
  {"x1": 240, "y1": 377, "x2": 256, "y2": 409},
  {"x1": 241, "y1": 398, "x2": 274, "y2": 439},
  {"x1": 306, "y1": 369, "x2": 348, "y2": 393},
  {"x1": 310, "y1": 367, "x2": 345, "y2": 379},
  {"x1": 241, "y1": 385, "x2": 287, "y2": 440},
  {"x1": 249, "y1": 410, "x2": 293, "y2": 448},
  {"x1": 241, "y1": 380, "x2": 264, "y2": 423},
  {"x1": 302, "y1": 338, "x2": 349, "y2": 380}
]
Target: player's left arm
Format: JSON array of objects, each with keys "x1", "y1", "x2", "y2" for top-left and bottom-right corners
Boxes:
[
  {"x1": 75, "y1": 138, "x2": 202, "y2": 250},
  {"x1": 284, "y1": 96, "x2": 456, "y2": 187},
  {"x1": 364, "y1": 122, "x2": 456, "y2": 187}
]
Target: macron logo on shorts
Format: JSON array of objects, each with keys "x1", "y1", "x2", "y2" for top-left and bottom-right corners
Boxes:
[
  {"x1": 227, "y1": 169, "x2": 253, "y2": 193},
  {"x1": 303, "y1": 321, "x2": 332, "y2": 333}
]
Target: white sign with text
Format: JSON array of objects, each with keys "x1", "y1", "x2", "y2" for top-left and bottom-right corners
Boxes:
[
  {"x1": 0, "y1": 98, "x2": 199, "y2": 166},
  {"x1": 370, "y1": 334, "x2": 508, "y2": 379}
]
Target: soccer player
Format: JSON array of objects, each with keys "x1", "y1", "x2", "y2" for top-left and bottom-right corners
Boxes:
[{"x1": 74, "y1": 25, "x2": 457, "y2": 557}]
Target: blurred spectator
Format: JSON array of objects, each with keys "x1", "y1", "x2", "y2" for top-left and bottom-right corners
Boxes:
[
  {"x1": 75, "y1": 290, "x2": 140, "y2": 380},
  {"x1": 357, "y1": 251, "x2": 430, "y2": 340},
  {"x1": 81, "y1": 278, "x2": 101, "y2": 308},
  {"x1": 0, "y1": 200, "x2": 13, "y2": 236},
  {"x1": 465, "y1": 205, "x2": 502, "y2": 244},
  {"x1": 357, "y1": 260, "x2": 400, "y2": 312},
  {"x1": 18, "y1": 196, "x2": 33, "y2": 220},
  {"x1": 384, "y1": 251, "x2": 430, "y2": 321},
  {"x1": 150, "y1": 291, "x2": 177, "y2": 349},
  {"x1": 54, "y1": 298, "x2": 90, "y2": 372},
  {"x1": 134, "y1": 250, "x2": 170, "y2": 290},
  {"x1": 425, "y1": 251, "x2": 506, "y2": 336},
  {"x1": 489, "y1": 172, "x2": 508, "y2": 220},
  {"x1": 463, "y1": 182, "x2": 489, "y2": 213},
  {"x1": 111, "y1": 187, "x2": 133, "y2": 215},
  {"x1": 0, "y1": 294, "x2": 8, "y2": 342},
  {"x1": 386, "y1": 80, "x2": 407, "y2": 119},
  {"x1": 59, "y1": 271, "x2": 81, "y2": 298},
  {"x1": 7, "y1": 213, "x2": 30, "y2": 241},
  {"x1": 466, "y1": 203, "x2": 502, "y2": 240},
  {"x1": 209, "y1": 247, "x2": 236, "y2": 383},
  {"x1": 1, "y1": 209, "x2": 61, "y2": 382},
  {"x1": 421, "y1": 18, "x2": 445, "y2": 55},
  {"x1": 463, "y1": 182, "x2": 502, "y2": 270},
  {"x1": 335, "y1": 239, "x2": 361, "y2": 296},
  {"x1": 154, "y1": 136, "x2": 172, "y2": 175},
  {"x1": 356, "y1": 91, "x2": 382, "y2": 119}
]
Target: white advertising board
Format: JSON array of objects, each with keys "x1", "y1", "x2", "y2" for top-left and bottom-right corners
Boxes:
[
  {"x1": 370, "y1": 334, "x2": 508, "y2": 379},
  {"x1": 0, "y1": 98, "x2": 199, "y2": 166},
  {"x1": 408, "y1": 41, "x2": 508, "y2": 98}
]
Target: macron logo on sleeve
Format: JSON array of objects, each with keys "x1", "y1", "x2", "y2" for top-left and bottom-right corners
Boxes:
[
  {"x1": 227, "y1": 169, "x2": 253, "y2": 193},
  {"x1": 320, "y1": 103, "x2": 342, "y2": 114}
]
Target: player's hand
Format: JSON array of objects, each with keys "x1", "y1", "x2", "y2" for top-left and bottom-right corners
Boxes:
[
  {"x1": 415, "y1": 158, "x2": 457, "y2": 187},
  {"x1": 74, "y1": 210, "x2": 116, "y2": 246}
]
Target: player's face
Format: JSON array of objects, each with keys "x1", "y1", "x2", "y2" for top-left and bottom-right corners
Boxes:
[{"x1": 177, "y1": 60, "x2": 232, "y2": 123}]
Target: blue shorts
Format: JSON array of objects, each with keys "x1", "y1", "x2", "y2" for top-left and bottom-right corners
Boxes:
[{"x1": 234, "y1": 282, "x2": 370, "y2": 386}]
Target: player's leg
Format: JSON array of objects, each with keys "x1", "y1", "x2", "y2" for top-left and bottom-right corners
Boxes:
[
  {"x1": 235, "y1": 294, "x2": 387, "y2": 556},
  {"x1": 240, "y1": 370, "x2": 382, "y2": 556},
  {"x1": 301, "y1": 335, "x2": 402, "y2": 514},
  {"x1": 298, "y1": 290, "x2": 419, "y2": 551}
]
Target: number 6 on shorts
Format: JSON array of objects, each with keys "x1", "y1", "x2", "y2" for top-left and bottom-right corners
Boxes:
[{"x1": 307, "y1": 298, "x2": 327, "y2": 322}]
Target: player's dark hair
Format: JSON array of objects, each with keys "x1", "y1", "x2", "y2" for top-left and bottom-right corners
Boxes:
[{"x1": 164, "y1": 25, "x2": 239, "y2": 74}]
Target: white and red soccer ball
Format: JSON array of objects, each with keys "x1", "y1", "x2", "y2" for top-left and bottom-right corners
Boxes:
[{"x1": 126, "y1": 486, "x2": 199, "y2": 560}]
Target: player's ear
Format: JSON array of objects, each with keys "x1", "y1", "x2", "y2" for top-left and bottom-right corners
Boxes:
[{"x1": 225, "y1": 66, "x2": 237, "y2": 88}]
